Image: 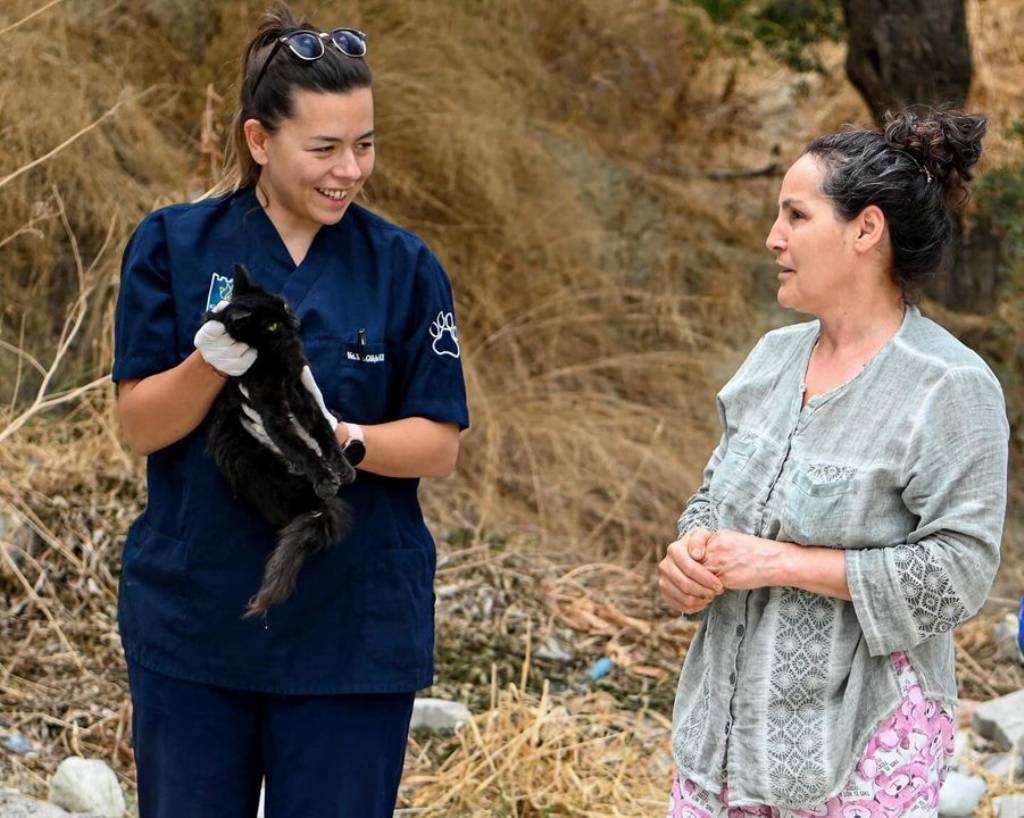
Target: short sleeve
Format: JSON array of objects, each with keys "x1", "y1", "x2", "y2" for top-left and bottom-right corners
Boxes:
[
  {"x1": 394, "y1": 250, "x2": 469, "y2": 429},
  {"x1": 111, "y1": 213, "x2": 179, "y2": 383}
]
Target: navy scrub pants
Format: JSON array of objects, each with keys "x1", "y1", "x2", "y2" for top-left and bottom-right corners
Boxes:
[{"x1": 127, "y1": 658, "x2": 415, "y2": 818}]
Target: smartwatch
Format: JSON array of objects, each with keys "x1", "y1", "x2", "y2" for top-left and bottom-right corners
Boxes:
[{"x1": 342, "y1": 422, "x2": 366, "y2": 467}]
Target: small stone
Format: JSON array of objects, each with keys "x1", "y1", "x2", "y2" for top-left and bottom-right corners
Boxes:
[
  {"x1": 973, "y1": 689, "x2": 1024, "y2": 751},
  {"x1": 2, "y1": 734, "x2": 33, "y2": 754},
  {"x1": 0, "y1": 790, "x2": 73, "y2": 817},
  {"x1": 994, "y1": 794, "x2": 1024, "y2": 818},
  {"x1": 938, "y1": 771, "x2": 986, "y2": 817},
  {"x1": 410, "y1": 698, "x2": 472, "y2": 731},
  {"x1": 950, "y1": 730, "x2": 972, "y2": 769},
  {"x1": 48, "y1": 757, "x2": 126, "y2": 818},
  {"x1": 981, "y1": 751, "x2": 1024, "y2": 781},
  {"x1": 534, "y1": 636, "x2": 574, "y2": 664},
  {"x1": 993, "y1": 613, "x2": 1022, "y2": 664}
]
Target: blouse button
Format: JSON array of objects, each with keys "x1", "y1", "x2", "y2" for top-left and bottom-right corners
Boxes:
[
  {"x1": 729, "y1": 671, "x2": 737, "y2": 685},
  {"x1": 736, "y1": 624, "x2": 745, "y2": 637}
]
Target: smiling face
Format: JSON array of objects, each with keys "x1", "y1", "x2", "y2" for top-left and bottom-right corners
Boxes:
[
  {"x1": 765, "y1": 153, "x2": 860, "y2": 315},
  {"x1": 245, "y1": 87, "x2": 375, "y2": 236}
]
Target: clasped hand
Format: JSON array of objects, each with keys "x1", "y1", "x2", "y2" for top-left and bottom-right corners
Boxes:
[{"x1": 657, "y1": 528, "x2": 787, "y2": 615}]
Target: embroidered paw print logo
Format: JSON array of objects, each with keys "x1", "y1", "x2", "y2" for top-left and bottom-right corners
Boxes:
[{"x1": 429, "y1": 311, "x2": 460, "y2": 359}]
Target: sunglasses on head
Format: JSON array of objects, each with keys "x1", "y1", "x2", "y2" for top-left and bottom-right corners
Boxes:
[{"x1": 251, "y1": 28, "x2": 367, "y2": 96}]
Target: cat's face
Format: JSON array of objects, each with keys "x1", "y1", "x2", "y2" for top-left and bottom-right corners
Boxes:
[{"x1": 213, "y1": 266, "x2": 300, "y2": 349}]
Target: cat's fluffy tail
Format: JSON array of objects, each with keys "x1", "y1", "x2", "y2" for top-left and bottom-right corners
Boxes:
[{"x1": 244, "y1": 498, "x2": 350, "y2": 619}]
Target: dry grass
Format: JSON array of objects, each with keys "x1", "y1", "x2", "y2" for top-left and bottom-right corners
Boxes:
[{"x1": 1, "y1": 0, "x2": 1023, "y2": 815}]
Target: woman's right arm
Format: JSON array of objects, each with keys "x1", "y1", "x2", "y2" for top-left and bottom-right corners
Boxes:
[{"x1": 117, "y1": 351, "x2": 228, "y2": 457}]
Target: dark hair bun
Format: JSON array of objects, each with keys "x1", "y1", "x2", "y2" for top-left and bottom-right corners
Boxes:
[{"x1": 882, "y1": 108, "x2": 988, "y2": 196}]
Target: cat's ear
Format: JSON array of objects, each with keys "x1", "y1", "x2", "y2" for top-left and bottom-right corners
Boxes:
[{"x1": 232, "y1": 264, "x2": 253, "y2": 292}]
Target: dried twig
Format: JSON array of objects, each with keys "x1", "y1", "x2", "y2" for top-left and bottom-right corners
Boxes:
[
  {"x1": 0, "y1": 189, "x2": 117, "y2": 446},
  {"x1": 0, "y1": 89, "x2": 153, "y2": 192},
  {"x1": 0, "y1": 0, "x2": 66, "y2": 39}
]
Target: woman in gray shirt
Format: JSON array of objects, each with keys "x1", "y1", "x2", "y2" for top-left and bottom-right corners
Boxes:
[{"x1": 659, "y1": 108, "x2": 1009, "y2": 817}]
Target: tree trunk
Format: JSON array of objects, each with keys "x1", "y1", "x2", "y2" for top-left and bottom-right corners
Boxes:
[
  {"x1": 842, "y1": 0, "x2": 972, "y2": 123},
  {"x1": 842, "y1": 0, "x2": 999, "y2": 313}
]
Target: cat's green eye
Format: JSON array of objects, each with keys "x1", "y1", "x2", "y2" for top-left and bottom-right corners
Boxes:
[{"x1": 267, "y1": 322, "x2": 280, "y2": 332}]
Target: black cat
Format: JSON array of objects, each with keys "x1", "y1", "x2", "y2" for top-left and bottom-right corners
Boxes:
[{"x1": 204, "y1": 264, "x2": 356, "y2": 619}]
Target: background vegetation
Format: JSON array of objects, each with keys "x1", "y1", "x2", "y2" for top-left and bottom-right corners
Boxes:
[{"x1": 0, "y1": 0, "x2": 1021, "y2": 815}]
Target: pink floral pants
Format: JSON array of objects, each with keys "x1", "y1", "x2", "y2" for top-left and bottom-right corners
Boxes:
[{"x1": 665, "y1": 653, "x2": 955, "y2": 818}]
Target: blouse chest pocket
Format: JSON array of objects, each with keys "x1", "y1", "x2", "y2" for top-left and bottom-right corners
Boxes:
[
  {"x1": 783, "y1": 462, "x2": 860, "y2": 546},
  {"x1": 304, "y1": 336, "x2": 393, "y2": 424}
]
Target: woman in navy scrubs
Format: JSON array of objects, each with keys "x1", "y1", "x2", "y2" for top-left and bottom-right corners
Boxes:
[{"x1": 112, "y1": 6, "x2": 468, "y2": 817}]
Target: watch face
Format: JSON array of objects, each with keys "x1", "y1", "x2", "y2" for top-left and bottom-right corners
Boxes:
[{"x1": 343, "y1": 439, "x2": 366, "y2": 467}]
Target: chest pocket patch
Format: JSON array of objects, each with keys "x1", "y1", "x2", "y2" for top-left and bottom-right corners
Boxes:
[
  {"x1": 304, "y1": 336, "x2": 392, "y2": 424},
  {"x1": 783, "y1": 461, "x2": 860, "y2": 546}
]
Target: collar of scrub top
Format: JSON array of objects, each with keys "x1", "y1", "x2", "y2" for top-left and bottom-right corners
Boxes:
[{"x1": 235, "y1": 188, "x2": 339, "y2": 309}]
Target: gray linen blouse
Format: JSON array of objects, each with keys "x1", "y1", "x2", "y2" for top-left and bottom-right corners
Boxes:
[{"x1": 671, "y1": 304, "x2": 1009, "y2": 809}]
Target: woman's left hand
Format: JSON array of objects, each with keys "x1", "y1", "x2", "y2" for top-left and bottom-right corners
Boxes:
[{"x1": 701, "y1": 529, "x2": 791, "y2": 591}]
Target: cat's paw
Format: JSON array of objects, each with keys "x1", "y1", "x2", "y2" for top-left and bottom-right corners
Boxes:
[
  {"x1": 312, "y1": 469, "x2": 341, "y2": 499},
  {"x1": 327, "y1": 450, "x2": 357, "y2": 485},
  {"x1": 429, "y1": 311, "x2": 460, "y2": 358}
]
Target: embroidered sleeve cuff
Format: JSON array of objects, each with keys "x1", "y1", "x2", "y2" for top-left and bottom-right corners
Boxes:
[
  {"x1": 847, "y1": 547, "x2": 927, "y2": 656},
  {"x1": 677, "y1": 501, "x2": 717, "y2": 539}
]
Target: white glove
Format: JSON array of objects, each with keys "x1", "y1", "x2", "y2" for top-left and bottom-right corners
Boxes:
[
  {"x1": 193, "y1": 301, "x2": 257, "y2": 377},
  {"x1": 238, "y1": 366, "x2": 338, "y2": 452}
]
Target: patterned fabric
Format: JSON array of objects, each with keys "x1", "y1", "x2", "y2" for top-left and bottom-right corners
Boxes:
[
  {"x1": 805, "y1": 462, "x2": 857, "y2": 484},
  {"x1": 674, "y1": 670, "x2": 712, "y2": 770},
  {"x1": 893, "y1": 546, "x2": 968, "y2": 640},
  {"x1": 766, "y1": 590, "x2": 834, "y2": 804},
  {"x1": 678, "y1": 499, "x2": 718, "y2": 537},
  {"x1": 669, "y1": 305, "x2": 1008, "y2": 808},
  {"x1": 666, "y1": 654, "x2": 954, "y2": 818}
]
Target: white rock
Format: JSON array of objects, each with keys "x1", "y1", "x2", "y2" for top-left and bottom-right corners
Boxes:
[
  {"x1": 994, "y1": 794, "x2": 1024, "y2": 818},
  {"x1": 973, "y1": 689, "x2": 1024, "y2": 752},
  {"x1": 534, "y1": 636, "x2": 575, "y2": 664},
  {"x1": 410, "y1": 698, "x2": 472, "y2": 731},
  {"x1": 982, "y1": 751, "x2": 1024, "y2": 781},
  {"x1": 993, "y1": 614, "x2": 1023, "y2": 664},
  {"x1": 0, "y1": 790, "x2": 73, "y2": 817},
  {"x1": 950, "y1": 730, "x2": 972, "y2": 769},
  {"x1": 938, "y1": 771, "x2": 986, "y2": 817},
  {"x1": 48, "y1": 757, "x2": 125, "y2": 818}
]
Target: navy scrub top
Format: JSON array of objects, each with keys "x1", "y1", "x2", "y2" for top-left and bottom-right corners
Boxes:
[{"x1": 112, "y1": 189, "x2": 469, "y2": 694}]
